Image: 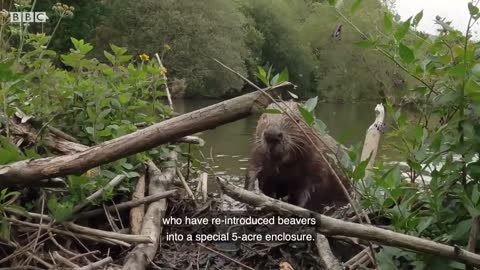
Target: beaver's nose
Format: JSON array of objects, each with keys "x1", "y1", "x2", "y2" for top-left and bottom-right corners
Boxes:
[{"x1": 264, "y1": 129, "x2": 283, "y2": 144}]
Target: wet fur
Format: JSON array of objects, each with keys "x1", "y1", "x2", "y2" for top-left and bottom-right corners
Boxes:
[{"x1": 246, "y1": 100, "x2": 350, "y2": 211}]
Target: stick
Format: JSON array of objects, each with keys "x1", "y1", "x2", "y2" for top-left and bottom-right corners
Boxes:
[
  {"x1": 315, "y1": 234, "x2": 343, "y2": 270},
  {"x1": 197, "y1": 243, "x2": 254, "y2": 270},
  {"x1": 8, "y1": 218, "x2": 131, "y2": 247},
  {"x1": 216, "y1": 176, "x2": 480, "y2": 267},
  {"x1": 130, "y1": 175, "x2": 146, "y2": 235},
  {"x1": 123, "y1": 154, "x2": 177, "y2": 270},
  {"x1": 75, "y1": 190, "x2": 178, "y2": 220},
  {"x1": 53, "y1": 251, "x2": 80, "y2": 268},
  {"x1": 155, "y1": 53, "x2": 173, "y2": 110},
  {"x1": 0, "y1": 84, "x2": 292, "y2": 187},
  {"x1": 77, "y1": 256, "x2": 112, "y2": 270},
  {"x1": 199, "y1": 172, "x2": 208, "y2": 203},
  {"x1": 73, "y1": 175, "x2": 126, "y2": 213},
  {"x1": 176, "y1": 167, "x2": 197, "y2": 206},
  {"x1": 65, "y1": 222, "x2": 153, "y2": 244}
]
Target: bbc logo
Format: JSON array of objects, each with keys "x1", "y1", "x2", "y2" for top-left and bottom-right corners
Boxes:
[{"x1": 9, "y1": 12, "x2": 48, "y2": 23}]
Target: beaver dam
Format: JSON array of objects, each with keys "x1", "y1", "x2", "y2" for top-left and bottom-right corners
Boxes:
[{"x1": 1, "y1": 82, "x2": 480, "y2": 270}]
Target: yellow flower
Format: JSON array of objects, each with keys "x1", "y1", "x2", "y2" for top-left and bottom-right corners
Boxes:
[
  {"x1": 85, "y1": 170, "x2": 92, "y2": 177},
  {"x1": 164, "y1": 44, "x2": 171, "y2": 50},
  {"x1": 139, "y1": 53, "x2": 150, "y2": 61},
  {"x1": 160, "y1": 66, "x2": 167, "y2": 75}
]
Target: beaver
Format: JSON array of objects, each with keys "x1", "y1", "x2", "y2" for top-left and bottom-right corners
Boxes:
[{"x1": 245, "y1": 100, "x2": 351, "y2": 212}]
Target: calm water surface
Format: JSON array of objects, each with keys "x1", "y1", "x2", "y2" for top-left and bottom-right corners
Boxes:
[{"x1": 175, "y1": 99, "x2": 393, "y2": 178}]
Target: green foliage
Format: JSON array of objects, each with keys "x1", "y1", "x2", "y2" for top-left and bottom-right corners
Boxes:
[
  {"x1": 327, "y1": 0, "x2": 480, "y2": 267},
  {"x1": 0, "y1": 14, "x2": 176, "y2": 219},
  {"x1": 0, "y1": 188, "x2": 24, "y2": 241},
  {"x1": 255, "y1": 65, "x2": 289, "y2": 87}
]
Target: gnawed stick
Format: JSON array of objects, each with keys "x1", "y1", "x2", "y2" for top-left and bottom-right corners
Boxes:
[
  {"x1": 351, "y1": 103, "x2": 385, "y2": 268},
  {"x1": 315, "y1": 234, "x2": 343, "y2": 270},
  {"x1": 216, "y1": 177, "x2": 480, "y2": 267},
  {"x1": 123, "y1": 153, "x2": 176, "y2": 270},
  {"x1": 130, "y1": 175, "x2": 146, "y2": 235},
  {"x1": 75, "y1": 189, "x2": 178, "y2": 220},
  {"x1": 77, "y1": 256, "x2": 113, "y2": 270},
  {"x1": 73, "y1": 175, "x2": 126, "y2": 213},
  {"x1": 360, "y1": 103, "x2": 385, "y2": 174}
]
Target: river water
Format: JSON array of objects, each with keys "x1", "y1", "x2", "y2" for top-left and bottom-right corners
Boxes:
[{"x1": 175, "y1": 99, "x2": 390, "y2": 178}]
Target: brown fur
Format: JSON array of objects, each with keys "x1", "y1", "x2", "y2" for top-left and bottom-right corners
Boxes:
[{"x1": 246, "y1": 100, "x2": 351, "y2": 212}]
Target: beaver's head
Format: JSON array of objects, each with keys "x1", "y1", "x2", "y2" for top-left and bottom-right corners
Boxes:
[{"x1": 255, "y1": 101, "x2": 308, "y2": 165}]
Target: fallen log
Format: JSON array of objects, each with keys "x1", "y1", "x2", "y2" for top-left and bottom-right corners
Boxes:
[
  {"x1": 123, "y1": 154, "x2": 176, "y2": 270},
  {"x1": 0, "y1": 82, "x2": 293, "y2": 187},
  {"x1": 216, "y1": 177, "x2": 480, "y2": 267}
]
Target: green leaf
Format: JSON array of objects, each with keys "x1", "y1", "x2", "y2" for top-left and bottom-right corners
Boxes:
[
  {"x1": 0, "y1": 217, "x2": 10, "y2": 241},
  {"x1": 270, "y1": 73, "x2": 280, "y2": 86},
  {"x1": 399, "y1": 43, "x2": 415, "y2": 64},
  {"x1": 416, "y1": 217, "x2": 433, "y2": 234},
  {"x1": 383, "y1": 12, "x2": 393, "y2": 33},
  {"x1": 407, "y1": 159, "x2": 422, "y2": 172},
  {"x1": 327, "y1": 0, "x2": 337, "y2": 6},
  {"x1": 472, "y1": 184, "x2": 480, "y2": 205},
  {"x1": 394, "y1": 17, "x2": 412, "y2": 42},
  {"x1": 297, "y1": 105, "x2": 315, "y2": 126},
  {"x1": 104, "y1": 51, "x2": 116, "y2": 65},
  {"x1": 256, "y1": 66, "x2": 269, "y2": 87},
  {"x1": 451, "y1": 219, "x2": 471, "y2": 241},
  {"x1": 446, "y1": 63, "x2": 466, "y2": 76},
  {"x1": 350, "y1": 0, "x2": 363, "y2": 15},
  {"x1": 465, "y1": 79, "x2": 480, "y2": 95},
  {"x1": 469, "y1": 2, "x2": 479, "y2": 16},
  {"x1": 47, "y1": 198, "x2": 73, "y2": 222},
  {"x1": 86, "y1": 127, "x2": 95, "y2": 135},
  {"x1": 304, "y1": 97, "x2": 318, "y2": 112},
  {"x1": 353, "y1": 158, "x2": 370, "y2": 181},
  {"x1": 118, "y1": 94, "x2": 131, "y2": 104},
  {"x1": 472, "y1": 64, "x2": 480, "y2": 77},
  {"x1": 97, "y1": 109, "x2": 112, "y2": 121},
  {"x1": 110, "y1": 44, "x2": 128, "y2": 56},
  {"x1": 278, "y1": 67, "x2": 289, "y2": 83},
  {"x1": 353, "y1": 40, "x2": 374, "y2": 48},
  {"x1": 413, "y1": 10, "x2": 424, "y2": 27},
  {"x1": 313, "y1": 119, "x2": 327, "y2": 134}
]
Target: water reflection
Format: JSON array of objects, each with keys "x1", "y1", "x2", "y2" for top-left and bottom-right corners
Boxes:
[{"x1": 175, "y1": 99, "x2": 380, "y2": 177}]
